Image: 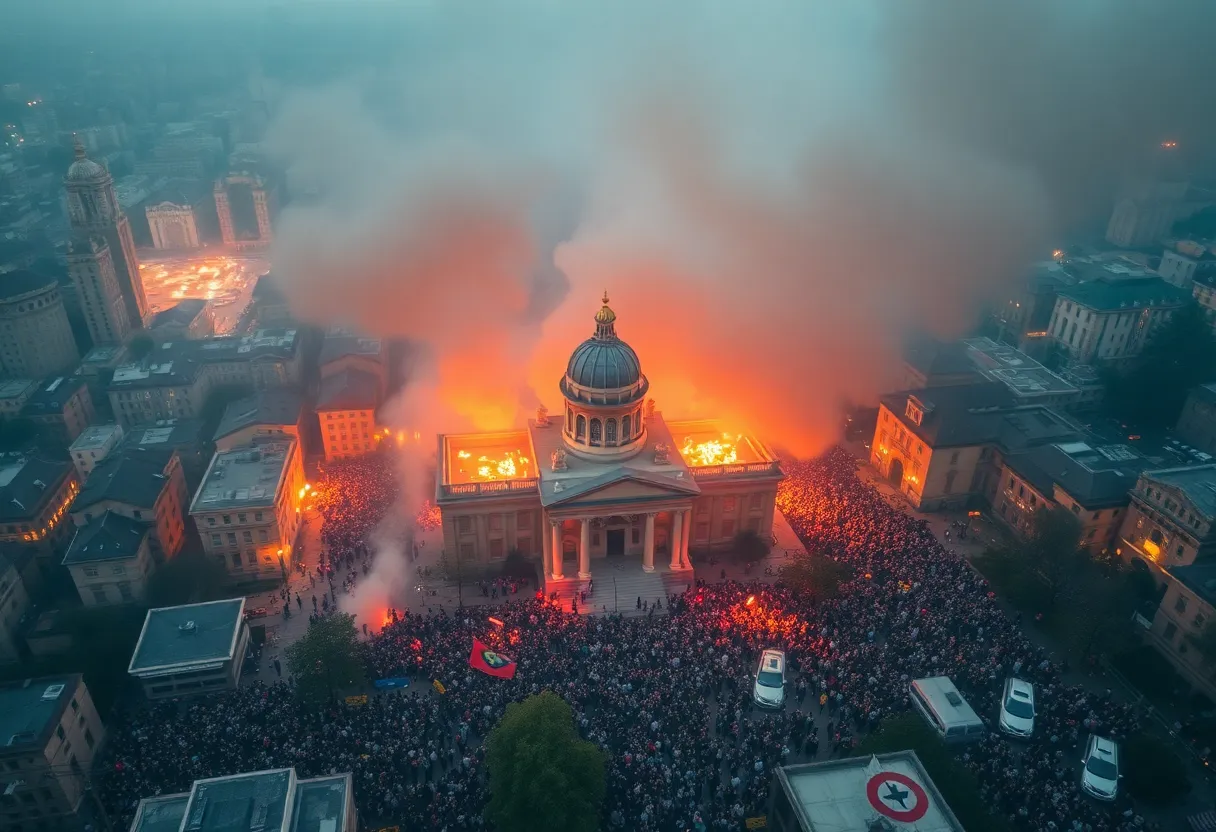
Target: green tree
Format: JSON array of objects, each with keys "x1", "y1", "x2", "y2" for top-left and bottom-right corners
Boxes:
[
  {"x1": 146, "y1": 549, "x2": 230, "y2": 607},
  {"x1": 1024, "y1": 506, "x2": 1086, "y2": 610},
  {"x1": 486, "y1": 691, "x2": 606, "y2": 832},
  {"x1": 285, "y1": 613, "x2": 365, "y2": 705},
  {"x1": 857, "y1": 714, "x2": 1013, "y2": 832},
  {"x1": 127, "y1": 332, "x2": 155, "y2": 361},
  {"x1": 731, "y1": 529, "x2": 771, "y2": 564},
  {"x1": 500, "y1": 548, "x2": 534, "y2": 582},
  {"x1": 1124, "y1": 732, "x2": 1190, "y2": 805},
  {"x1": 778, "y1": 554, "x2": 852, "y2": 600},
  {"x1": 1104, "y1": 302, "x2": 1216, "y2": 429}
]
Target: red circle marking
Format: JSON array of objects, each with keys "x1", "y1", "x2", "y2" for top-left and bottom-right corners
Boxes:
[{"x1": 866, "y1": 771, "x2": 929, "y2": 823}]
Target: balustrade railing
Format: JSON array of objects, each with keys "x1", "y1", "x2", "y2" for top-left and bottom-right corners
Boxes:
[{"x1": 442, "y1": 477, "x2": 539, "y2": 497}]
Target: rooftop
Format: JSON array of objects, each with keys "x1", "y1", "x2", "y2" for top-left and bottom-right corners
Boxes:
[
  {"x1": 1005, "y1": 441, "x2": 1147, "y2": 509},
  {"x1": 1141, "y1": 464, "x2": 1216, "y2": 519},
  {"x1": 135, "y1": 768, "x2": 351, "y2": 832},
  {"x1": 0, "y1": 268, "x2": 57, "y2": 301},
  {"x1": 214, "y1": 389, "x2": 305, "y2": 441},
  {"x1": 22, "y1": 375, "x2": 88, "y2": 414},
  {"x1": 775, "y1": 752, "x2": 964, "y2": 832},
  {"x1": 0, "y1": 675, "x2": 78, "y2": 754},
  {"x1": 881, "y1": 383, "x2": 1017, "y2": 448},
  {"x1": 191, "y1": 439, "x2": 296, "y2": 512},
  {"x1": 151, "y1": 298, "x2": 211, "y2": 329},
  {"x1": 129, "y1": 794, "x2": 190, "y2": 832},
  {"x1": 0, "y1": 454, "x2": 73, "y2": 523},
  {"x1": 111, "y1": 330, "x2": 300, "y2": 390},
  {"x1": 73, "y1": 447, "x2": 175, "y2": 512},
  {"x1": 667, "y1": 420, "x2": 771, "y2": 467},
  {"x1": 0, "y1": 379, "x2": 35, "y2": 400},
  {"x1": 62, "y1": 510, "x2": 149, "y2": 565},
  {"x1": 252, "y1": 274, "x2": 286, "y2": 304},
  {"x1": 69, "y1": 423, "x2": 122, "y2": 453},
  {"x1": 442, "y1": 430, "x2": 534, "y2": 487},
  {"x1": 962, "y1": 337, "x2": 1078, "y2": 398},
  {"x1": 316, "y1": 368, "x2": 379, "y2": 411},
  {"x1": 902, "y1": 336, "x2": 980, "y2": 381},
  {"x1": 319, "y1": 329, "x2": 382, "y2": 366},
  {"x1": 123, "y1": 419, "x2": 208, "y2": 451},
  {"x1": 128, "y1": 598, "x2": 245, "y2": 676},
  {"x1": 1058, "y1": 275, "x2": 1190, "y2": 312}
]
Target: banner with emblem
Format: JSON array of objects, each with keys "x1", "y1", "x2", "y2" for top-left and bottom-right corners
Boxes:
[{"x1": 469, "y1": 637, "x2": 517, "y2": 679}]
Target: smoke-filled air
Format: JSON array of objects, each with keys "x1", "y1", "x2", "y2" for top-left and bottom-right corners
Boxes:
[{"x1": 267, "y1": 1, "x2": 1215, "y2": 460}]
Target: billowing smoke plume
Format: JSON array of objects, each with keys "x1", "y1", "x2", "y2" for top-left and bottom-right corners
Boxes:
[{"x1": 268, "y1": 0, "x2": 1216, "y2": 460}]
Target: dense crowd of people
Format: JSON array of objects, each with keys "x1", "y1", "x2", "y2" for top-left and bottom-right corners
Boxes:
[{"x1": 98, "y1": 447, "x2": 1158, "y2": 831}]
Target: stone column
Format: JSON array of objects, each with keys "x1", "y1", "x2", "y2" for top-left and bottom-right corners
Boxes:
[
  {"x1": 670, "y1": 510, "x2": 684, "y2": 569},
  {"x1": 550, "y1": 520, "x2": 564, "y2": 579},
  {"x1": 681, "y1": 510, "x2": 693, "y2": 568},
  {"x1": 578, "y1": 518, "x2": 592, "y2": 579},
  {"x1": 542, "y1": 513, "x2": 553, "y2": 574},
  {"x1": 642, "y1": 513, "x2": 656, "y2": 572}
]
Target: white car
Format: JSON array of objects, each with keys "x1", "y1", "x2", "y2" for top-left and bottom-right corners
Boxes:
[
  {"x1": 752, "y1": 649, "x2": 786, "y2": 709},
  {"x1": 998, "y1": 677, "x2": 1035, "y2": 737},
  {"x1": 1080, "y1": 735, "x2": 1121, "y2": 801}
]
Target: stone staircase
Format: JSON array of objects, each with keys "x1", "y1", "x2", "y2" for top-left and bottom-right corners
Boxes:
[{"x1": 545, "y1": 565, "x2": 694, "y2": 616}]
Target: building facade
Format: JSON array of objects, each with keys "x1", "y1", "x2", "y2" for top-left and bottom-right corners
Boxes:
[
  {"x1": 62, "y1": 511, "x2": 153, "y2": 607},
  {"x1": 0, "y1": 553, "x2": 31, "y2": 663},
  {"x1": 317, "y1": 369, "x2": 380, "y2": 461},
  {"x1": 70, "y1": 448, "x2": 188, "y2": 563},
  {"x1": 146, "y1": 199, "x2": 201, "y2": 250},
  {"x1": 1047, "y1": 276, "x2": 1189, "y2": 365},
  {"x1": 1117, "y1": 465, "x2": 1216, "y2": 571},
  {"x1": 64, "y1": 138, "x2": 149, "y2": 329},
  {"x1": 67, "y1": 423, "x2": 123, "y2": 480},
  {"x1": 21, "y1": 376, "x2": 95, "y2": 446},
  {"x1": 191, "y1": 438, "x2": 304, "y2": 582},
  {"x1": 0, "y1": 675, "x2": 105, "y2": 832},
  {"x1": 436, "y1": 296, "x2": 783, "y2": 587},
  {"x1": 1143, "y1": 563, "x2": 1216, "y2": 705},
  {"x1": 128, "y1": 598, "x2": 250, "y2": 699},
  {"x1": 1176, "y1": 384, "x2": 1216, "y2": 456},
  {"x1": 66, "y1": 235, "x2": 131, "y2": 346},
  {"x1": 0, "y1": 271, "x2": 78, "y2": 378},
  {"x1": 0, "y1": 456, "x2": 80, "y2": 570}
]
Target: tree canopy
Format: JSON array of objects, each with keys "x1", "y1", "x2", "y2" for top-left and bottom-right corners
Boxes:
[
  {"x1": 146, "y1": 549, "x2": 230, "y2": 607},
  {"x1": 485, "y1": 691, "x2": 606, "y2": 832},
  {"x1": 731, "y1": 529, "x2": 771, "y2": 563},
  {"x1": 285, "y1": 612, "x2": 365, "y2": 705},
  {"x1": 1104, "y1": 302, "x2": 1216, "y2": 430},
  {"x1": 778, "y1": 553, "x2": 852, "y2": 600},
  {"x1": 1124, "y1": 732, "x2": 1190, "y2": 805},
  {"x1": 1023, "y1": 506, "x2": 1086, "y2": 608}
]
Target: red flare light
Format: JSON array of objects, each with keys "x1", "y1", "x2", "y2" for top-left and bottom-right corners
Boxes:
[
  {"x1": 488, "y1": 616, "x2": 504, "y2": 628},
  {"x1": 745, "y1": 595, "x2": 756, "y2": 607}
]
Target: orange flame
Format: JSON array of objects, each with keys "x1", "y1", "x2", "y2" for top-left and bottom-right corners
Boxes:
[
  {"x1": 745, "y1": 595, "x2": 756, "y2": 607},
  {"x1": 680, "y1": 433, "x2": 741, "y2": 466},
  {"x1": 455, "y1": 449, "x2": 532, "y2": 480}
]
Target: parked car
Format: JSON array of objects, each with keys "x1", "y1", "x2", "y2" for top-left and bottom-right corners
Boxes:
[
  {"x1": 998, "y1": 677, "x2": 1036, "y2": 738},
  {"x1": 752, "y1": 649, "x2": 786, "y2": 709},
  {"x1": 1080, "y1": 735, "x2": 1121, "y2": 801}
]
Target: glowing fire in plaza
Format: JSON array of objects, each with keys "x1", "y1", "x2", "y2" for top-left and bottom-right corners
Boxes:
[
  {"x1": 455, "y1": 449, "x2": 532, "y2": 481},
  {"x1": 680, "y1": 432, "x2": 742, "y2": 466}
]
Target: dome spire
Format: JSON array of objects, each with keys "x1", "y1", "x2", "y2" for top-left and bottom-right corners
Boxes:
[
  {"x1": 72, "y1": 134, "x2": 86, "y2": 160},
  {"x1": 593, "y1": 290, "x2": 617, "y2": 339}
]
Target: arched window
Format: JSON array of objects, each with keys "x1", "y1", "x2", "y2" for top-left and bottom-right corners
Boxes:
[
  {"x1": 1150, "y1": 528, "x2": 1164, "y2": 545},
  {"x1": 635, "y1": 408, "x2": 642, "y2": 429},
  {"x1": 567, "y1": 407, "x2": 574, "y2": 434},
  {"x1": 590, "y1": 418, "x2": 602, "y2": 446},
  {"x1": 576, "y1": 414, "x2": 586, "y2": 440},
  {"x1": 606, "y1": 418, "x2": 617, "y2": 445},
  {"x1": 622, "y1": 415, "x2": 631, "y2": 441}
]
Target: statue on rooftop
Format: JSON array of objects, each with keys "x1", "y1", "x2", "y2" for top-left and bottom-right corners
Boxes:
[{"x1": 551, "y1": 447, "x2": 568, "y2": 471}]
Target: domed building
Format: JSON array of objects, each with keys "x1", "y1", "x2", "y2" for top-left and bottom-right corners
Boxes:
[{"x1": 436, "y1": 294, "x2": 784, "y2": 598}]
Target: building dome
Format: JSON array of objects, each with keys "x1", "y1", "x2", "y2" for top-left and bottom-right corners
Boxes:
[
  {"x1": 565, "y1": 292, "x2": 642, "y2": 390},
  {"x1": 65, "y1": 138, "x2": 107, "y2": 183}
]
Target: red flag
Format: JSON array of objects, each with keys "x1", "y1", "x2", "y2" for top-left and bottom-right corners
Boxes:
[{"x1": 469, "y1": 637, "x2": 517, "y2": 679}]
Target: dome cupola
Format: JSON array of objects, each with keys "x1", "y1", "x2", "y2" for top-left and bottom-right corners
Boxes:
[
  {"x1": 560, "y1": 292, "x2": 650, "y2": 461},
  {"x1": 64, "y1": 136, "x2": 108, "y2": 184}
]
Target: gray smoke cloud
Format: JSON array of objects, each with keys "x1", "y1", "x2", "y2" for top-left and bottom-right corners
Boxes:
[{"x1": 266, "y1": 0, "x2": 1216, "y2": 463}]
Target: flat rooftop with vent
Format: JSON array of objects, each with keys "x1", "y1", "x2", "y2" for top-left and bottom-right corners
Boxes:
[
  {"x1": 0, "y1": 674, "x2": 77, "y2": 754},
  {"x1": 128, "y1": 598, "x2": 250, "y2": 700},
  {"x1": 962, "y1": 336, "x2": 1081, "y2": 404},
  {"x1": 130, "y1": 767, "x2": 355, "y2": 832},
  {"x1": 192, "y1": 439, "x2": 297, "y2": 512}
]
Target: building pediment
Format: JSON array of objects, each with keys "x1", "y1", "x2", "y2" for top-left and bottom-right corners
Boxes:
[{"x1": 541, "y1": 466, "x2": 699, "y2": 508}]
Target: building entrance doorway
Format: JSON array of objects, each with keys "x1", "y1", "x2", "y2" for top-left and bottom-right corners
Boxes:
[
  {"x1": 606, "y1": 529, "x2": 626, "y2": 556},
  {"x1": 888, "y1": 458, "x2": 904, "y2": 487}
]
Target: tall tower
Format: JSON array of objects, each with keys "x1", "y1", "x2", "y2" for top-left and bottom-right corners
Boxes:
[
  {"x1": 67, "y1": 236, "x2": 132, "y2": 346},
  {"x1": 64, "y1": 137, "x2": 150, "y2": 329}
]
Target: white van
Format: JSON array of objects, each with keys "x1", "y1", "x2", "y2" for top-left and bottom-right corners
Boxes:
[
  {"x1": 753, "y1": 649, "x2": 786, "y2": 709},
  {"x1": 909, "y1": 676, "x2": 985, "y2": 743}
]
